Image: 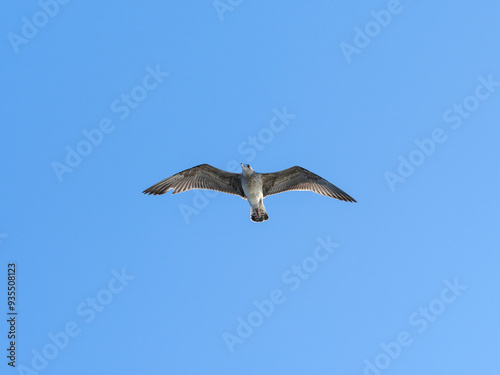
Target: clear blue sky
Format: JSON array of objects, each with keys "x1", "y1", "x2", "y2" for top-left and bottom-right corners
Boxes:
[{"x1": 2, "y1": 1, "x2": 500, "y2": 374}]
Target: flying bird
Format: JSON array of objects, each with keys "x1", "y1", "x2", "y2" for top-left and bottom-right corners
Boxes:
[{"x1": 143, "y1": 164, "x2": 356, "y2": 222}]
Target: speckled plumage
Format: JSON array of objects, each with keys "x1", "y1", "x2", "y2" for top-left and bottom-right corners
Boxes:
[{"x1": 143, "y1": 163, "x2": 356, "y2": 222}]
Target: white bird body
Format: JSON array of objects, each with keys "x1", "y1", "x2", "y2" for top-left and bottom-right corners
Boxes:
[
  {"x1": 143, "y1": 163, "x2": 356, "y2": 222},
  {"x1": 241, "y1": 165, "x2": 268, "y2": 221}
]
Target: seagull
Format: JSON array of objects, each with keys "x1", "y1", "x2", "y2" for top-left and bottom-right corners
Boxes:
[{"x1": 143, "y1": 164, "x2": 356, "y2": 222}]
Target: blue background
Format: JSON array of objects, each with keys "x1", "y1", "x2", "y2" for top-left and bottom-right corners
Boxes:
[{"x1": 1, "y1": 1, "x2": 499, "y2": 374}]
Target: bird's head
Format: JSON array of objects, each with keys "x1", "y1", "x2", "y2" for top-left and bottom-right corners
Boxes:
[{"x1": 240, "y1": 163, "x2": 253, "y2": 175}]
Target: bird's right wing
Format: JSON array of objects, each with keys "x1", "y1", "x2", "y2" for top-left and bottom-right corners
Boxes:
[
  {"x1": 143, "y1": 164, "x2": 245, "y2": 198},
  {"x1": 261, "y1": 166, "x2": 356, "y2": 202}
]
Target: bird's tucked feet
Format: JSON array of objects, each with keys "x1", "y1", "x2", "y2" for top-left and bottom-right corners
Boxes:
[{"x1": 251, "y1": 207, "x2": 269, "y2": 222}]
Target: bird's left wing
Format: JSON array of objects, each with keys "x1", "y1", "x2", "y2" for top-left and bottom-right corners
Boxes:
[
  {"x1": 261, "y1": 166, "x2": 356, "y2": 202},
  {"x1": 143, "y1": 164, "x2": 245, "y2": 198}
]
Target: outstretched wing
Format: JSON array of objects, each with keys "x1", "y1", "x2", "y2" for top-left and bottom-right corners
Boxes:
[
  {"x1": 261, "y1": 166, "x2": 356, "y2": 202},
  {"x1": 143, "y1": 164, "x2": 245, "y2": 198}
]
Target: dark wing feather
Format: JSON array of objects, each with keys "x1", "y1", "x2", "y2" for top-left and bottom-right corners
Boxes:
[
  {"x1": 261, "y1": 166, "x2": 356, "y2": 202},
  {"x1": 143, "y1": 164, "x2": 245, "y2": 198}
]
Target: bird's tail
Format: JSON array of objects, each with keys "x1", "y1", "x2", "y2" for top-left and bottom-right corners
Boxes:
[{"x1": 251, "y1": 201, "x2": 269, "y2": 222}]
